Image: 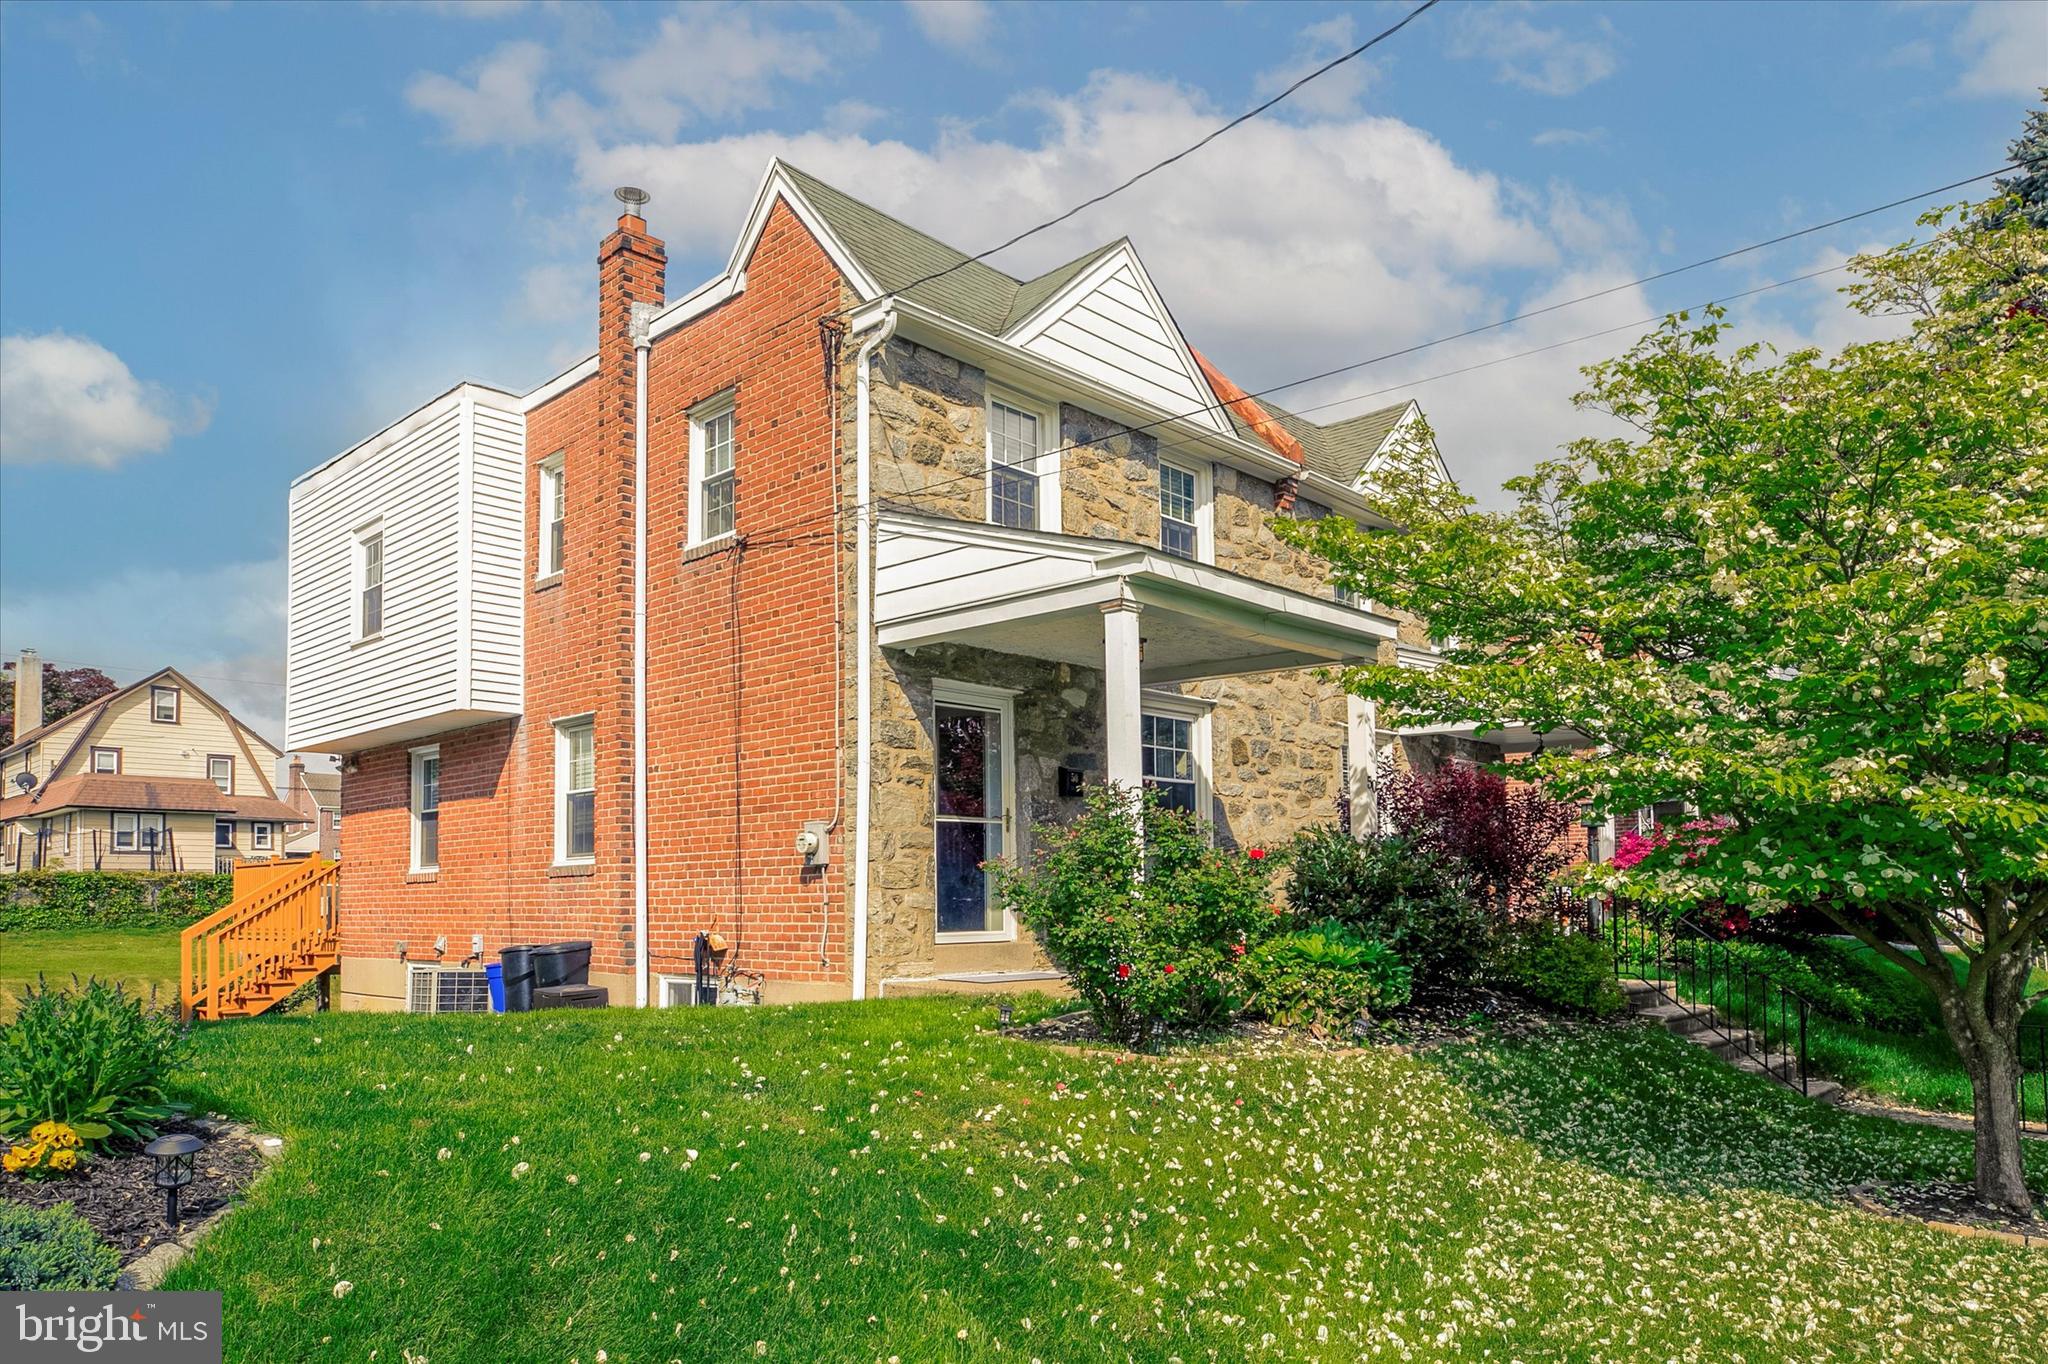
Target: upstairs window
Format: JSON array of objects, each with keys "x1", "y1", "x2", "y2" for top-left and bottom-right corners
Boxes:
[
  {"x1": 987, "y1": 395, "x2": 1059, "y2": 532},
  {"x1": 151, "y1": 685, "x2": 180, "y2": 724},
  {"x1": 1159, "y1": 462, "x2": 1207, "y2": 560},
  {"x1": 555, "y1": 717, "x2": 595, "y2": 864},
  {"x1": 539, "y1": 454, "x2": 567, "y2": 578},
  {"x1": 208, "y1": 755, "x2": 234, "y2": 795},
  {"x1": 690, "y1": 398, "x2": 736, "y2": 545},
  {"x1": 91, "y1": 747, "x2": 120, "y2": 774},
  {"x1": 357, "y1": 525, "x2": 384, "y2": 640},
  {"x1": 411, "y1": 747, "x2": 440, "y2": 872}
]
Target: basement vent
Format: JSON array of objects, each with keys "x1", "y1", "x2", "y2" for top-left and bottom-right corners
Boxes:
[{"x1": 406, "y1": 964, "x2": 491, "y2": 1015}]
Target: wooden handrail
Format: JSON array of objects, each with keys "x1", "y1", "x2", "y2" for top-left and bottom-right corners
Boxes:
[{"x1": 181, "y1": 858, "x2": 340, "y2": 1020}]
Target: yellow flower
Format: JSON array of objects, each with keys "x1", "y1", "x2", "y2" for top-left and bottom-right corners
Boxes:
[
  {"x1": 29, "y1": 1121, "x2": 57, "y2": 1142},
  {"x1": 1, "y1": 1148, "x2": 27, "y2": 1174},
  {"x1": 47, "y1": 1148, "x2": 78, "y2": 1173},
  {"x1": 54, "y1": 1126, "x2": 81, "y2": 1150}
]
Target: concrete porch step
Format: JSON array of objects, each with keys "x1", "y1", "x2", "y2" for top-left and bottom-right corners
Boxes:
[
  {"x1": 1619, "y1": 973, "x2": 1843, "y2": 1106},
  {"x1": 1637, "y1": 1001, "x2": 1719, "y2": 1036}
]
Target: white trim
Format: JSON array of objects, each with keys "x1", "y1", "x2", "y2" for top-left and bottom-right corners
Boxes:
[
  {"x1": 251, "y1": 821, "x2": 273, "y2": 851},
  {"x1": 521, "y1": 355, "x2": 598, "y2": 412},
  {"x1": 537, "y1": 452, "x2": 567, "y2": 580},
  {"x1": 1139, "y1": 691, "x2": 1211, "y2": 824},
  {"x1": 409, "y1": 744, "x2": 440, "y2": 873},
  {"x1": 1156, "y1": 455, "x2": 1213, "y2": 564},
  {"x1": 553, "y1": 714, "x2": 596, "y2": 867},
  {"x1": 984, "y1": 387, "x2": 1060, "y2": 534},
  {"x1": 1002, "y1": 240, "x2": 1232, "y2": 436},
  {"x1": 653, "y1": 973, "x2": 697, "y2": 1008},
  {"x1": 931, "y1": 678, "x2": 1019, "y2": 944},
  {"x1": 646, "y1": 271, "x2": 746, "y2": 343},
  {"x1": 453, "y1": 388, "x2": 477, "y2": 710},
  {"x1": 687, "y1": 391, "x2": 738, "y2": 548},
  {"x1": 1355, "y1": 400, "x2": 1455, "y2": 489}
]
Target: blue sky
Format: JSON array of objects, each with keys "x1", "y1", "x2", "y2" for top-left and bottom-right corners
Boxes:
[{"x1": 1, "y1": 0, "x2": 2042, "y2": 745}]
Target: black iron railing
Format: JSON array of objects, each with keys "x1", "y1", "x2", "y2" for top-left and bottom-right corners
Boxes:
[
  {"x1": 2021, "y1": 1022, "x2": 2048, "y2": 1136},
  {"x1": 1600, "y1": 899, "x2": 1815, "y2": 1097}
]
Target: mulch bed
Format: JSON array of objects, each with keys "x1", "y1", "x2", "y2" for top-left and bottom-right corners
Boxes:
[
  {"x1": 1850, "y1": 1179, "x2": 2048, "y2": 1245},
  {"x1": 1, "y1": 1117, "x2": 263, "y2": 1260}
]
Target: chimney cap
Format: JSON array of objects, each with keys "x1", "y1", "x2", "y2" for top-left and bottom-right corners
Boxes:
[{"x1": 614, "y1": 186, "x2": 650, "y2": 213}]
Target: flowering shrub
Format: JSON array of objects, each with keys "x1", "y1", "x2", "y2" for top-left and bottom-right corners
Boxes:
[
  {"x1": 993, "y1": 786, "x2": 1277, "y2": 1044},
  {"x1": 1489, "y1": 922, "x2": 1625, "y2": 1016},
  {"x1": 1243, "y1": 920, "x2": 1411, "y2": 1028},
  {"x1": 1281, "y1": 827, "x2": 1489, "y2": 995},
  {"x1": 0, "y1": 978, "x2": 186, "y2": 1149},
  {"x1": 0, "y1": 1201, "x2": 118, "y2": 1291},
  {"x1": 2, "y1": 1121, "x2": 86, "y2": 1180}
]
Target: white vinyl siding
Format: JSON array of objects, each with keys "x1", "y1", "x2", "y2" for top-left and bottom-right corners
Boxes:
[{"x1": 286, "y1": 384, "x2": 526, "y2": 753}]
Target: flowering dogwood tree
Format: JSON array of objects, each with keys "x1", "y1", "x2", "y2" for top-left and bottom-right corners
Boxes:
[{"x1": 1280, "y1": 200, "x2": 2047, "y2": 1213}]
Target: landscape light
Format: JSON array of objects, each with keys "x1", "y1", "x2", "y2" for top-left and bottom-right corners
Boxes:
[{"x1": 145, "y1": 1132, "x2": 205, "y2": 1227}]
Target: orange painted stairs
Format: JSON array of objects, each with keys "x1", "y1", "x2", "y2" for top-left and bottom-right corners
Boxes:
[{"x1": 180, "y1": 857, "x2": 340, "y2": 1020}]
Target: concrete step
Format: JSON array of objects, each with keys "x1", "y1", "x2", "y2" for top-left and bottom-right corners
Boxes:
[{"x1": 1638, "y1": 1001, "x2": 1719, "y2": 1036}]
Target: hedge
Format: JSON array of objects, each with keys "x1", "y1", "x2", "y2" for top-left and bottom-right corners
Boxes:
[{"x1": 0, "y1": 871, "x2": 233, "y2": 931}]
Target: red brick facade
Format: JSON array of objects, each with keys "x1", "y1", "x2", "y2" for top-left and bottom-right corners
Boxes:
[{"x1": 339, "y1": 201, "x2": 853, "y2": 1002}]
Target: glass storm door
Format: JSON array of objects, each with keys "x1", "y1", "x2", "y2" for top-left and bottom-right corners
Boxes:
[{"x1": 935, "y1": 701, "x2": 1008, "y2": 936}]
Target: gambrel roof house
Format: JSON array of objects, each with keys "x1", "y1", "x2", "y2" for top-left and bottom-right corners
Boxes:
[
  {"x1": 0, "y1": 653, "x2": 302, "y2": 872},
  {"x1": 284, "y1": 161, "x2": 1516, "y2": 1012}
]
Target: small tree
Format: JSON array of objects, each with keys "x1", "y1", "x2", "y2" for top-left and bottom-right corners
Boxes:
[
  {"x1": 1379, "y1": 765, "x2": 1580, "y2": 919},
  {"x1": 0, "y1": 664, "x2": 117, "y2": 746},
  {"x1": 1279, "y1": 197, "x2": 2048, "y2": 1213}
]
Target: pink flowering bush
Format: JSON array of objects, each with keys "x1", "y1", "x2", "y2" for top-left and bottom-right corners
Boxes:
[{"x1": 993, "y1": 786, "x2": 1279, "y2": 1045}]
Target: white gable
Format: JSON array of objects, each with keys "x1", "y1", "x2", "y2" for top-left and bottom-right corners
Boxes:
[{"x1": 1005, "y1": 245, "x2": 1230, "y2": 435}]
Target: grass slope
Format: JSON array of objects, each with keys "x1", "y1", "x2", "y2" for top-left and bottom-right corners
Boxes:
[
  {"x1": 0, "y1": 927, "x2": 181, "y2": 1019},
  {"x1": 164, "y1": 1000, "x2": 2043, "y2": 1363}
]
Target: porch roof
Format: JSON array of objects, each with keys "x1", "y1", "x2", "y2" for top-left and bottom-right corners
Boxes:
[{"x1": 875, "y1": 511, "x2": 1397, "y2": 683}]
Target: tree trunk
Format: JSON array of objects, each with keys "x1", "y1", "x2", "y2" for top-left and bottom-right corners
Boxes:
[{"x1": 1955, "y1": 1025, "x2": 2032, "y2": 1216}]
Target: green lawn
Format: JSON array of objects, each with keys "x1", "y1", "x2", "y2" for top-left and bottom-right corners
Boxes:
[
  {"x1": 0, "y1": 927, "x2": 182, "y2": 1018},
  {"x1": 160, "y1": 999, "x2": 2043, "y2": 1363}
]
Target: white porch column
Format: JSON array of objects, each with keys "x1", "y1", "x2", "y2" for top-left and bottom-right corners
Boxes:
[
  {"x1": 1102, "y1": 597, "x2": 1145, "y2": 794},
  {"x1": 1346, "y1": 694, "x2": 1378, "y2": 839}
]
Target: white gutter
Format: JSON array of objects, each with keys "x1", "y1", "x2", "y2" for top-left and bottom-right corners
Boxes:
[
  {"x1": 631, "y1": 304, "x2": 653, "y2": 1009},
  {"x1": 850, "y1": 310, "x2": 897, "y2": 1002}
]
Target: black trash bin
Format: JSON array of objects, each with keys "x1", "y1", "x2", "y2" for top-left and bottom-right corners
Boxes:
[
  {"x1": 531, "y1": 940, "x2": 593, "y2": 988},
  {"x1": 498, "y1": 944, "x2": 540, "y2": 1013},
  {"x1": 535, "y1": 984, "x2": 608, "y2": 1010}
]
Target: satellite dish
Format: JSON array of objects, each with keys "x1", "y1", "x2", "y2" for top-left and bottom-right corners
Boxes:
[{"x1": 13, "y1": 771, "x2": 36, "y2": 792}]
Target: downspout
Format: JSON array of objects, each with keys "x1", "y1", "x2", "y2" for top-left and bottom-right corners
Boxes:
[
  {"x1": 632, "y1": 303, "x2": 653, "y2": 1009},
  {"x1": 850, "y1": 311, "x2": 897, "y2": 1002}
]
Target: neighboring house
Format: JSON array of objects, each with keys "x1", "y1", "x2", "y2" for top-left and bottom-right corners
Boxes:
[
  {"x1": 0, "y1": 654, "x2": 301, "y2": 873},
  {"x1": 282, "y1": 757, "x2": 342, "y2": 860},
  {"x1": 284, "y1": 162, "x2": 1535, "y2": 1012}
]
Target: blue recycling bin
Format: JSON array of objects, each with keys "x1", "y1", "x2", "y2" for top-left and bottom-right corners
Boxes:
[{"x1": 486, "y1": 962, "x2": 506, "y2": 1013}]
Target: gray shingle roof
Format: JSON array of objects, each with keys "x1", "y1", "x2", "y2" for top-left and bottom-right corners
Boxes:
[{"x1": 1266, "y1": 401, "x2": 1413, "y2": 484}]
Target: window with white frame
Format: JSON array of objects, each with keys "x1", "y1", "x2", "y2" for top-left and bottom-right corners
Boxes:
[
  {"x1": 689, "y1": 398, "x2": 736, "y2": 545},
  {"x1": 113, "y1": 812, "x2": 164, "y2": 853},
  {"x1": 208, "y1": 755, "x2": 233, "y2": 795},
  {"x1": 1141, "y1": 710, "x2": 1202, "y2": 816},
  {"x1": 112, "y1": 812, "x2": 139, "y2": 851},
  {"x1": 215, "y1": 820, "x2": 234, "y2": 849},
  {"x1": 151, "y1": 685, "x2": 179, "y2": 723},
  {"x1": 555, "y1": 717, "x2": 595, "y2": 864},
  {"x1": 539, "y1": 454, "x2": 566, "y2": 578},
  {"x1": 91, "y1": 747, "x2": 119, "y2": 774},
  {"x1": 252, "y1": 822, "x2": 273, "y2": 851},
  {"x1": 410, "y1": 747, "x2": 440, "y2": 871},
  {"x1": 986, "y1": 394, "x2": 1058, "y2": 531},
  {"x1": 356, "y1": 525, "x2": 384, "y2": 639},
  {"x1": 1158, "y1": 460, "x2": 1209, "y2": 561}
]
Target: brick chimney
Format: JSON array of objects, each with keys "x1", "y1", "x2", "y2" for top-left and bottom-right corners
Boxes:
[
  {"x1": 13, "y1": 648, "x2": 43, "y2": 736},
  {"x1": 600, "y1": 187, "x2": 666, "y2": 405}
]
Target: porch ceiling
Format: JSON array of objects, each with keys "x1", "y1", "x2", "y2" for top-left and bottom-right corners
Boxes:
[{"x1": 876, "y1": 511, "x2": 1396, "y2": 683}]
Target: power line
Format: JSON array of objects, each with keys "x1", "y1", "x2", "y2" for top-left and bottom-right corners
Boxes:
[{"x1": 856, "y1": 0, "x2": 1444, "y2": 310}]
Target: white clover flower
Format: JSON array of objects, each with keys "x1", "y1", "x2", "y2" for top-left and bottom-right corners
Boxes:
[{"x1": 332, "y1": 1281, "x2": 353, "y2": 1299}]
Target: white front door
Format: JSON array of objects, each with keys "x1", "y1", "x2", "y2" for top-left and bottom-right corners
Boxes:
[{"x1": 933, "y1": 683, "x2": 1015, "y2": 940}]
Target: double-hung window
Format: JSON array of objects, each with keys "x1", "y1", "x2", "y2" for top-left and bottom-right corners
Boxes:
[
  {"x1": 555, "y1": 717, "x2": 595, "y2": 864},
  {"x1": 208, "y1": 755, "x2": 234, "y2": 795},
  {"x1": 1140, "y1": 696, "x2": 1210, "y2": 822},
  {"x1": 539, "y1": 454, "x2": 566, "y2": 578},
  {"x1": 690, "y1": 398, "x2": 736, "y2": 545},
  {"x1": 410, "y1": 746, "x2": 440, "y2": 872},
  {"x1": 114, "y1": 812, "x2": 165, "y2": 853},
  {"x1": 252, "y1": 822, "x2": 273, "y2": 851},
  {"x1": 1158, "y1": 461, "x2": 1208, "y2": 561},
  {"x1": 357, "y1": 525, "x2": 385, "y2": 640},
  {"x1": 151, "y1": 685, "x2": 180, "y2": 723},
  {"x1": 986, "y1": 393, "x2": 1058, "y2": 532},
  {"x1": 91, "y1": 747, "x2": 119, "y2": 774},
  {"x1": 215, "y1": 820, "x2": 234, "y2": 850}
]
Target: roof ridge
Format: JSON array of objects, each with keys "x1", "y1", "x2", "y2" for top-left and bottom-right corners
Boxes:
[{"x1": 774, "y1": 160, "x2": 1023, "y2": 288}]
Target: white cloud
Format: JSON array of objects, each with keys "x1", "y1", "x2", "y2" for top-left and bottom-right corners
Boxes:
[
  {"x1": 405, "y1": 40, "x2": 555, "y2": 147},
  {"x1": 0, "y1": 559, "x2": 288, "y2": 745},
  {"x1": 600, "y1": 5, "x2": 842, "y2": 139},
  {"x1": 1531, "y1": 126, "x2": 1606, "y2": 148},
  {"x1": 825, "y1": 98, "x2": 889, "y2": 135},
  {"x1": 903, "y1": 0, "x2": 994, "y2": 54},
  {"x1": 1254, "y1": 14, "x2": 1380, "y2": 120},
  {"x1": 0, "y1": 332, "x2": 210, "y2": 469},
  {"x1": 1948, "y1": 0, "x2": 2048, "y2": 99},
  {"x1": 1447, "y1": 4, "x2": 1619, "y2": 97}
]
